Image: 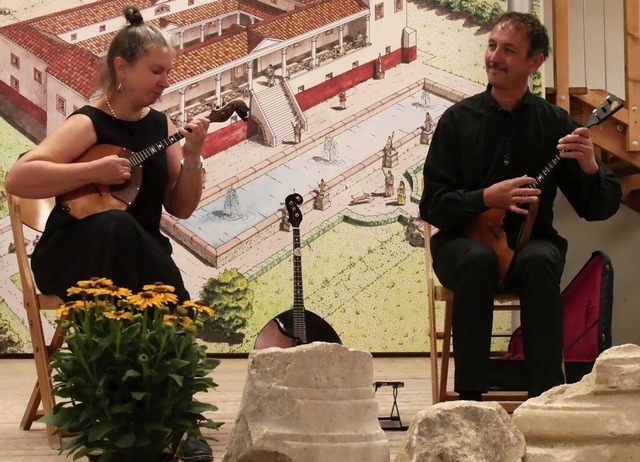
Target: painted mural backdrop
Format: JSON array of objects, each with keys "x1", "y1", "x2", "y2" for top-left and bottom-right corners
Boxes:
[{"x1": 0, "y1": 0, "x2": 539, "y2": 355}]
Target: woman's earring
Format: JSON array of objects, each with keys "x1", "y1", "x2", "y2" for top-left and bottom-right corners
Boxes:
[{"x1": 117, "y1": 81, "x2": 123, "y2": 93}]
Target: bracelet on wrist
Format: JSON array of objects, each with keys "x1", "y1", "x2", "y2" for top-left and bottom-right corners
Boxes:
[{"x1": 181, "y1": 156, "x2": 203, "y2": 171}]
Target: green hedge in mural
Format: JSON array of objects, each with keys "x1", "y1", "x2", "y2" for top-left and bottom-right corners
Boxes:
[
  {"x1": 198, "y1": 268, "x2": 254, "y2": 346},
  {"x1": 425, "y1": 0, "x2": 505, "y2": 26}
]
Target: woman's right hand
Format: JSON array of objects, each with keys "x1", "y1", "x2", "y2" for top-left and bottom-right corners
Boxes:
[{"x1": 95, "y1": 155, "x2": 132, "y2": 185}]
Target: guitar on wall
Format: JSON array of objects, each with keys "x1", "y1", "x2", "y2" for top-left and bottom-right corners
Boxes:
[
  {"x1": 466, "y1": 94, "x2": 624, "y2": 290},
  {"x1": 254, "y1": 193, "x2": 341, "y2": 349},
  {"x1": 61, "y1": 99, "x2": 250, "y2": 220}
]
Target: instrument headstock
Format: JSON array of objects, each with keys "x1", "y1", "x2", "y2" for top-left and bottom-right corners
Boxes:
[
  {"x1": 584, "y1": 94, "x2": 623, "y2": 129},
  {"x1": 285, "y1": 193, "x2": 303, "y2": 228},
  {"x1": 206, "y1": 99, "x2": 250, "y2": 123}
]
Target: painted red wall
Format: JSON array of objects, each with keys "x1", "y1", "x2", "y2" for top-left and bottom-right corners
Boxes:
[
  {"x1": 202, "y1": 119, "x2": 249, "y2": 158},
  {"x1": 296, "y1": 49, "x2": 404, "y2": 111}
]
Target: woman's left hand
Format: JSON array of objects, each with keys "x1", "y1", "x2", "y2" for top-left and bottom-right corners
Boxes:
[{"x1": 180, "y1": 116, "x2": 210, "y2": 158}]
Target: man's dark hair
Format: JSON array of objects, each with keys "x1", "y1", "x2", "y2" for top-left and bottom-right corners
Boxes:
[{"x1": 494, "y1": 12, "x2": 550, "y2": 60}]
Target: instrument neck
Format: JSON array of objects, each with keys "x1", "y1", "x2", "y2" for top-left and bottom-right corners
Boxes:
[{"x1": 292, "y1": 226, "x2": 307, "y2": 343}]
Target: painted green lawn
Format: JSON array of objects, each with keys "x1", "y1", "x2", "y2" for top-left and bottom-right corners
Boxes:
[
  {"x1": 408, "y1": 0, "x2": 510, "y2": 85},
  {"x1": 216, "y1": 220, "x2": 430, "y2": 354}
]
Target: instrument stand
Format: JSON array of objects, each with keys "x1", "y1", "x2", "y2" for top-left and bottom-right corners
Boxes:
[{"x1": 373, "y1": 381, "x2": 408, "y2": 431}]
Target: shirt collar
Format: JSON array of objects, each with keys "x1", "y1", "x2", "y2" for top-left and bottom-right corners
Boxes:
[{"x1": 483, "y1": 84, "x2": 536, "y2": 112}]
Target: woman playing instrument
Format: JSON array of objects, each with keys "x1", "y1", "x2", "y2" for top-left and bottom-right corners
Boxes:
[{"x1": 5, "y1": 5, "x2": 208, "y2": 303}]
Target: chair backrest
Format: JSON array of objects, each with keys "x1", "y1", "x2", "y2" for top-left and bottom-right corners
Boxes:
[{"x1": 8, "y1": 194, "x2": 60, "y2": 309}]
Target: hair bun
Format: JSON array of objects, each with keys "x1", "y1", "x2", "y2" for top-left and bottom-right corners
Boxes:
[{"x1": 123, "y1": 5, "x2": 144, "y2": 26}]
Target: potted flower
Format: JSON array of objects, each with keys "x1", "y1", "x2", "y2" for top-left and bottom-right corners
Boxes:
[{"x1": 41, "y1": 278, "x2": 222, "y2": 462}]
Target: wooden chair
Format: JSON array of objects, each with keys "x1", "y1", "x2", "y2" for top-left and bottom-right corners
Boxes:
[
  {"x1": 8, "y1": 194, "x2": 64, "y2": 448},
  {"x1": 424, "y1": 223, "x2": 528, "y2": 413}
]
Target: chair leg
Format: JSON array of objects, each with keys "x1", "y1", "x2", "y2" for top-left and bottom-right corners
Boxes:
[
  {"x1": 20, "y1": 381, "x2": 41, "y2": 430},
  {"x1": 23, "y1": 321, "x2": 64, "y2": 449},
  {"x1": 439, "y1": 300, "x2": 453, "y2": 402},
  {"x1": 428, "y1": 299, "x2": 440, "y2": 405}
]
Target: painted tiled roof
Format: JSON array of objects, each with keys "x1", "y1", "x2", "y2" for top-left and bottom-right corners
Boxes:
[
  {"x1": 47, "y1": 46, "x2": 103, "y2": 99},
  {"x1": 171, "y1": 31, "x2": 250, "y2": 83},
  {"x1": 249, "y1": 0, "x2": 367, "y2": 41},
  {"x1": 30, "y1": 0, "x2": 158, "y2": 36},
  {"x1": 1, "y1": 23, "x2": 69, "y2": 64},
  {"x1": 161, "y1": 1, "x2": 240, "y2": 26},
  {"x1": 0, "y1": 0, "x2": 368, "y2": 95}
]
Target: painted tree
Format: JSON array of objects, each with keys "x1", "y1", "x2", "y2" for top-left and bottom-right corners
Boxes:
[
  {"x1": 0, "y1": 320, "x2": 20, "y2": 354},
  {"x1": 198, "y1": 268, "x2": 254, "y2": 345}
]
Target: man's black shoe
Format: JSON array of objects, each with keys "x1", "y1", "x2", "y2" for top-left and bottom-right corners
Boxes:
[{"x1": 181, "y1": 439, "x2": 214, "y2": 462}]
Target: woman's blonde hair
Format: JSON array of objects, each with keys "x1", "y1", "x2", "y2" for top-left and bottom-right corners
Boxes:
[{"x1": 97, "y1": 5, "x2": 174, "y2": 94}]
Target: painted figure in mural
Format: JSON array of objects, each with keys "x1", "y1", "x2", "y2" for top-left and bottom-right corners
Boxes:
[
  {"x1": 420, "y1": 112, "x2": 433, "y2": 144},
  {"x1": 280, "y1": 206, "x2": 291, "y2": 232},
  {"x1": 396, "y1": 180, "x2": 406, "y2": 205},
  {"x1": 354, "y1": 30, "x2": 365, "y2": 48},
  {"x1": 419, "y1": 12, "x2": 621, "y2": 401},
  {"x1": 383, "y1": 131, "x2": 395, "y2": 155},
  {"x1": 382, "y1": 169, "x2": 394, "y2": 197},
  {"x1": 339, "y1": 88, "x2": 347, "y2": 109},
  {"x1": 318, "y1": 178, "x2": 329, "y2": 198},
  {"x1": 421, "y1": 84, "x2": 431, "y2": 108},
  {"x1": 265, "y1": 64, "x2": 276, "y2": 87},
  {"x1": 292, "y1": 120, "x2": 302, "y2": 143}
]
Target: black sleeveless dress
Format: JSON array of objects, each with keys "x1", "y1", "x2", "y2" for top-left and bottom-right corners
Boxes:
[{"x1": 31, "y1": 106, "x2": 190, "y2": 302}]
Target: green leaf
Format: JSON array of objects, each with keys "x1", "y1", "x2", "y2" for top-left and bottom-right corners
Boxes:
[
  {"x1": 114, "y1": 431, "x2": 136, "y2": 448},
  {"x1": 88, "y1": 421, "x2": 121, "y2": 442},
  {"x1": 169, "y1": 373, "x2": 184, "y2": 386},
  {"x1": 121, "y1": 369, "x2": 142, "y2": 381},
  {"x1": 131, "y1": 391, "x2": 149, "y2": 401}
]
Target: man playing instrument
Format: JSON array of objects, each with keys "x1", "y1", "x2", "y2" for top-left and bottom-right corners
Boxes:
[{"x1": 419, "y1": 12, "x2": 621, "y2": 400}]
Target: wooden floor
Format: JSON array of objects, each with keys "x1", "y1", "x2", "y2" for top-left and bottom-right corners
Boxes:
[{"x1": 0, "y1": 356, "x2": 440, "y2": 461}]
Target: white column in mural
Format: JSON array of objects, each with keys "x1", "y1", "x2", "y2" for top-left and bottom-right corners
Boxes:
[
  {"x1": 215, "y1": 74, "x2": 222, "y2": 107},
  {"x1": 280, "y1": 48, "x2": 287, "y2": 78},
  {"x1": 179, "y1": 88, "x2": 186, "y2": 124},
  {"x1": 200, "y1": 24, "x2": 205, "y2": 42},
  {"x1": 508, "y1": 0, "x2": 532, "y2": 13},
  {"x1": 236, "y1": 12, "x2": 241, "y2": 24},
  {"x1": 365, "y1": 14, "x2": 371, "y2": 45},
  {"x1": 179, "y1": 31, "x2": 184, "y2": 49},
  {"x1": 339, "y1": 25, "x2": 344, "y2": 55},
  {"x1": 311, "y1": 35, "x2": 318, "y2": 68},
  {"x1": 217, "y1": 18, "x2": 223, "y2": 36},
  {"x1": 247, "y1": 59, "x2": 254, "y2": 91}
]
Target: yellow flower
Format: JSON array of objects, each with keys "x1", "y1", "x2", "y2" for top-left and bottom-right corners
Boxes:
[
  {"x1": 163, "y1": 314, "x2": 178, "y2": 325},
  {"x1": 105, "y1": 285, "x2": 133, "y2": 298},
  {"x1": 181, "y1": 300, "x2": 215, "y2": 317},
  {"x1": 103, "y1": 310, "x2": 133, "y2": 321},
  {"x1": 77, "y1": 278, "x2": 113, "y2": 288},
  {"x1": 66, "y1": 286, "x2": 87, "y2": 297},
  {"x1": 85, "y1": 287, "x2": 112, "y2": 297},
  {"x1": 56, "y1": 300, "x2": 84, "y2": 317},
  {"x1": 142, "y1": 282, "x2": 178, "y2": 304},
  {"x1": 85, "y1": 299, "x2": 112, "y2": 312},
  {"x1": 127, "y1": 291, "x2": 166, "y2": 310}
]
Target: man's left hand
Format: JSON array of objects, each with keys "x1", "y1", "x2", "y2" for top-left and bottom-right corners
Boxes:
[{"x1": 558, "y1": 127, "x2": 599, "y2": 175}]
